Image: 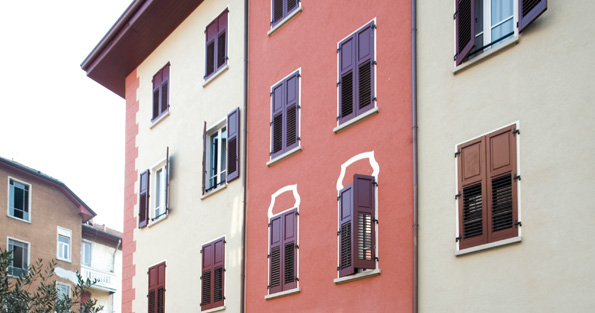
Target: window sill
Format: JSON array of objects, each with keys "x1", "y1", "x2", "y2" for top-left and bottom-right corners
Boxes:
[
  {"x1": 203, "y1": 64, "x2": 229, "y2": 87},
  {"x1": 7, "y1": 215, "x2": 31, "y2": 224},
  {"x1": 202, "y1": 305, "x2": 225, "y2": 313},
  {"x1": 265, "y1": 287, "x2": 300, "y2": 300},
  {"x1": 201, "y1": 184, "x2": 228, "y2": 200},
  {"x1": 266, "y1": 145, "x2": 302, "y2": 167},
  {"x1": 333, "y1": 107, "x2": 379, "y2": 134},
  {"x1": 456, "y1": 236, "x2": 521, "y2": 256},
  {"x1": 268, "y1": 6, "x2": 303, "y2": 36},
  {"x1": 150, "y1": 111, "x2": 170, "y2": 129},
  {"x1": 453, "y1": 35, "x2": 519, "y2": 74},
  {"x1": 334, "y1": 268, "x2": 381, "y2": 284},
  {"x1": 147, "y1": 214, "x2": 168, "y2": 227},
  {"x1": 57, "y1": 257, "x2": 72, "y2": 263}
]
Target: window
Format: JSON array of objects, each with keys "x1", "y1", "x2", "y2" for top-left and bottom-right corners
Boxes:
[
  {"x1": 152, "y1": 64, "x2": 170, "y2": 121},
  {"x1": 81, "y1": 240, "x2": 92, "y2": 267},
  {"x1": 56, "y1": 282, "x2": 70, "y2": 300},
  {"x1": 270, "y1": 70, "x2": 300, "y2": 160},
  {"x1": 201, "y1": 237, "x2": 225, "y2": 311},
  {"x1": 271, "y1": 0, "x2": 300, "y2": 27},
  {"x1": 455, "y1": 0, "x2": 547, "y2": 65},
  {"x1": 8, "y1": 238, "x2": 29, "y2": 277},
  {"x1": 456, "y1": 124, "x2": 520, "y2": 250},
  {"x1": 205, "y1": 10, "x2": 228, "y2": 80},
  {"x1": 57, "y1": 227, "x2": 72, "y2": 262},
  {"x1": 148, "y1": 262, "x2": 166, "y2": 313},
  {"x1": 337, "y1": 21, "x2": 375, "y2": 126},
  {"x1": 139, "y1": 148, "x2": 170, "y2": 228},
  {"x1": 338, "y1": 174, "x2": 376, "y2": 278},
  {"x1": 268, "y1": 208, "x2": 298, "y2": 294},
  {"x1": 8, "y1": 178, "x2": 30, "y2": 221},
  {"x1": 202, "y1": 108, "x2": 240, "y2": 195}
]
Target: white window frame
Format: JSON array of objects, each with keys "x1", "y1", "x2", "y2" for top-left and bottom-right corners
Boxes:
[
  {"x1": 150, "y1": 158, "x2": 168, "y2": 223},
  {"x1": 7, "y1": 237, "x2": 30, "y2": 277},
  {"x1": 57, "y1": 227, "x2": 72, "y2": 262},
  {"x1": 7, "y1": 177, "x2": 32, "y2": 223},
  {"x1": 473, "y1": 0, "x2": 518, "y2": 54},
  {"x1": 56, "y1": 282, "x2": 71, "y2": 300},
  {"x1": 205, "y1": 118, "x2": 228, "y2": 193},
  {"x1": 81, "y1": 240, "x2": 92, "y2": 267}
]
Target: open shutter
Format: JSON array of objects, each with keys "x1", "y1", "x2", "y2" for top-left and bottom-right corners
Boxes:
[
  {"x1": 455, "y1": 0, "x2": 475, "y2": 66},
  {"x1": 282, "y1": 209, "x2": 297, "y2": 290},
  {"x1": 352, "y1": 174, "x2": 375, "y2": 270},
  {"x1": 213, "y1": 238, "x2": 225, "y2": 308},
  {"x1": 217, "y1": 11, "x2": 228, "y2": 69},
  {"x1": 165, "y1": 147, "x2": 170, "y2": 211},
  {"x1": 338, "y1": 184, "x2": 355, "y2": 277},
  {"x1": 518, "y1": 0, "x2": 546, "y2": 32},
  {"x1": 355, "y1": 23, "x2": 374, "y2": 116},
  {"x1": 226, "y1": 108, "x2": 240, "y2": 182},
  {"x1": 486, "y1": 125, "x2": 518, "y2": 242},
  {"x1": 271, "y1": 82, "x2": 284, "y2": 158},
  {"x1": 202, "y1": 242, "x2": 214, "y2": 310},
  {"x1": 139, "y1": 170, "x2": 150, "y2": 228},
  {"x1": 338, "y1": 33, "x2": 356, "y2": 124},
  {"x1": 202, "y1": 122, "x2": 207, "y2": 195},
  {"x1": 285, "y1": 73, "x2": 300, "y2": 152}
]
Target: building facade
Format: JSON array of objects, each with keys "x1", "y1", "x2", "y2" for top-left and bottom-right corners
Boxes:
[
  {"x1": 82, "y1": 0, "x2": 247, "y2": 312},
  {"x1": 417, "y1": 0, "x2": 595, "y2": 312},
  {"x1": 245, "y1": 1, "x2": 413, "y2": 312}
]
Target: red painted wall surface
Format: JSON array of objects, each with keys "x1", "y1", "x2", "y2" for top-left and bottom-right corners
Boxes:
[{"x1": 246, "y1": 1, "x2": 412, "y2": 312}]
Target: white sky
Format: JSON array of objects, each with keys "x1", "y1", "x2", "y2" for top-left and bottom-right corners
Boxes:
[{"x1": 0, "y1": 0, "x2": 133, "y2": 231}]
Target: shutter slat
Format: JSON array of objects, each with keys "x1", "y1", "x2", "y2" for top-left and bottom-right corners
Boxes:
[
  {"x1": 455, "y1": 0, "x2": 475, "y2": 65},
  {"x1": 226, "y1": 108, "x2": 240, "y2": 182},
  {"x1": 519, "y1": 0, "x2": 546, "y2": 32},
  {"x1": 273, "y1": 0, "x2": 284, "y2": 23},
  {"x1": 139, "y1": 170, "x2": 150, "y2": 228},
  {"x1": 463, "y1": 183, "x2": 483, "y2": 238},
  {"x1": 206, "y1": 42, "x2": 215, "y2": 76},
  {"x1": 338, "y1": 185, "x2": 355, "y2": 277},
  {"x1": 282, "y1": 209, "x2": 297, "y2": 290},
  {"x1": 352, "y1": 174, "x2": 375, "y2": 270}
]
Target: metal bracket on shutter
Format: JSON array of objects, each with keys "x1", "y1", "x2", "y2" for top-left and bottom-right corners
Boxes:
[
  {"x1": 295, "y1": 277, "x2": 299, "y2": 281},
  {"x1": 374, "y1": 257, "x2": 379, "y2": 262},
  {"x1": 200, "y1": 276, "x2": 202, "y2": 280},
  {"x1": 270, "y1": 91, "x2": 274, "y2": 96},
  {"x1": 454, "y1": 54, "x2": 458, "y2": 61},
  {"x1": 337, "y1": 230, "x2": 340, "y2": 236},
  {"x1": 372, "y1": 96, "x2": 377, "y2": 102},
  {"x1": 372, "y1": 23, "x2": 377, "y2": 29},
  {"x1": 200, "y1": 249, "x2": 203, "y2": 253},
  {"x1": 373, "y1": 60, "x2": 377, "y2": 65},
  {"x1": 337, "y1": 266, "x2": 340, "y2": 271},
  {"x1": 373, "y1": 180, "x2": 378, "y2": 187},
  {"x1": 455, "y1": 236, "x2": 462, "y2": 242},
  {"x1": 454, "y1": 150, "x2": 461, "y2": 157},
  {"x1": 514, "y1": 174, "x2": 521, "y2": 181},
  {"x1": 336, "y1": 115, "x2": 341, "y2": 121},
  {"x1": 295, "y1": 244, "x2": 299, "y2": 249},
  {"x1": 453, "y1": 11, "x2": 457, "y2": 19},
  {"x1": 297, "y1": 136, "x2": 301, "y2": 141},
  {"x1": 337, "y1": 80, "x2": 341, "y2": 86},
  {"x1": 374, "y1": 219, "x2": 379, "y2": 224},
  {"x1": 295, "y1": 211, "x2": 299, "y2": 216},
  {"x1": 455, "y1": 193, "x2": 461, "y2": 199},
  {"x1": 515, "y1": 220, "x2": 522, "y2": 227},
  {"x1": 337, "y1": 47, "x2": 341, "y2": 53},
  {"x1": 337, "y1": 195, "x2": 341, "y2": 201},
  {"x1": 267, "y1": 254, "x2": 270, "y2": 258},
  {"x1": 513, "y1": 128, "x2": 520, "y2": 135},
  {"x1": 297, "y1": 73, "x2": 301, "y2": 78}
]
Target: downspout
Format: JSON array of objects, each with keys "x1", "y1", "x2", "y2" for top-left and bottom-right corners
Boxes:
[
  {"x1": 112, "y1": 239, "x2": 121, "y2": 313},
  {"x1": 411, "y1": 0, "x2": 419, "y2": 312},
  {"x1": 240, "y1": 0, "x2": 249, "y2": 312}
]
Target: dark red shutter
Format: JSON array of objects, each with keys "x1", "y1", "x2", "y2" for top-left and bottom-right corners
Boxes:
[
  {"x1": 285, "y1": 72, "x2": 299, "y2": 152},
  {"x1": 338, "y1": 34, "x2": 355, "y2": 124},
  {"x1": 202, "y1": 122, "x2": 207, "y2": 195},
  {"x1": 161, "y1": 65, "x2": 169, "y2": 114},
  {"x1": 355, "y1": 23, "x2": 374, "y2": 116},
  {"x1": 148, "y1": 262, "x2": 166, "y2": 313},
  {"x1": 213, "y1": 238, "x2": 225, "y2": 308},
  {"x1": 455, "y1": 0, "x2": 475, "y2": 66},
  {"x1": 282, "y1": 209, "x2": 297, "y2": 290},
  {"x1": 226, "y1": 108, "x2": 240, "y2": 182},
  {"x1": 165, "y1": 147, "x2": 170, "y2": 211},
  {"x1": 139, "y1": 170, "x2": 150, "y2": 228},
  {"x1": 352, "y1": 174, "x2": 375, "y2": 270},
  {"x1": 271, "y1": 82, "x2": 284, "y2": 158},
  {"x1": 338, "y1": 184, "x2": 355, "y2": 277},
  {"x1": 216, "y1": 11, "x2": 228, "y2": 69},
  {"x1": 518, "y1": 0, "x2": 546, "y2": 32},
  {"x1": 202, "y1": 242, "x2": 214, "y2": 310},
  {"x1": 269, "y1": 214, "x2": 283, "y2": 294},
  {"x1": 152, "y1": 71, "x2": 162, "y2": 120}
]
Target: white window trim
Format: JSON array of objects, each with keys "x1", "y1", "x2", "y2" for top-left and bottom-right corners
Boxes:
[
  {"x1": 149, "y1": 158, "x2": 168, "y2": 225},
  {"x1": 266, "y1": 206, "x2": 300, "y2": 297},
  {"x1": 7, "y1": 176, "x2": 32, "y2": 223},
  {"x1": 264, "y1": 287, "x2": 301, "y2": 300},
  {"x1": 81, "y1": 239, "x2": 92, "y2": 267},
  {"x1": 7, "y1": 236, "x2": 30, "y2": 277},
  {"x1": 204, "y1": 118, "x2": 228, "y2": 195},
  {"x1": 56, "y1": 282, "x2": 71, "y2": 300},
  {"x1": 203, "y1": 64, "x2": 229, "y2": 87},
  {"x1": 57, "y1": 227, "x2": 72, "y2": 262},
  {"x1": 454, "y1": 121, "x2": 522, "y2": 254},
  {"x1": 268, "y1": 3, "x2": 303, "y2": 36}
]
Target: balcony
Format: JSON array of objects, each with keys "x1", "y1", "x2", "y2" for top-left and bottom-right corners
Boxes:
[{"x1": 81, "y1": 265, "x2": 117, "y2": 293}]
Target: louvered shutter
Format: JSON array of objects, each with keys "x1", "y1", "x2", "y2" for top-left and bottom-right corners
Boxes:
[
  {"x1": 282, "y1": 209, "x2": 297, "y2": 291},
  {"x1": 201, "y1": 242, "x2": 214, "y2": 310},
  {"x1": 139, "y1": 170, "x2": 150, "y2": 228},
  {"x1": 455, "y1": 0, "x2": 475, "y2": 66},
  {"x1": 216, "y1": 11, "x2": 228, "y2": 69},
  {"x1": 518, "y1": 0, "x2": 546, "y2": 32},
  {"x1": 352, "y1": 174, "x2": 375, "y2": 270},
  {"x1": 355, "y1": 23, "x2": 374, "y2": 117},
  {"x1": 457, "y1": 136, "x2": 488, "y2": 249},
  {"x1": 148, "y1": 262, "x2": 166, "y2": 313},
  {"x1": 165, "y1": 147, "x2": 170, "y2": 211},
  {"x1": 226, "y1": 108, "x2": 240, "y2": 182},
  {"x1": 271, "y1": 82, "x2": 284, "y2": 158},
  {"x1": 152, "y1": 71, "x2": 162, "y2": 120},
  {"x1": 272, "y1": 0, "x2": 284, "y2": 24},
  {"x1": 202, "y1": 122, "x2": 207, "y2": 195},
  {"x1": 486, "y1": 125, "x2": 518, "y2": 242},
  {"x1": 212, "y1": 238, "x2": 225, "y2": 308},
  {"x1": 206, "y1": 20, "x2": 218, "y2": 77},
  {"x1": 161, "y1": 65, "x2": 169, "y2": 114},
  {"x1": 269, "y1": 214, "x2": 283, "y2": 294},
  {"x1": 338, "y1": 34, "x2": 356, "y2": 125},
  {"x1": 338, "y1": 184, "x2": 355, "y2": 277},
  {"x1": 285, "y1": 73, "x2": 299, "y2": 152}
]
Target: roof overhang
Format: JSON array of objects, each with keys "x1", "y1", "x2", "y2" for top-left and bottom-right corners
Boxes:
[{"x1": 81, "y1": 0, "x2": 203, "y2": 98}]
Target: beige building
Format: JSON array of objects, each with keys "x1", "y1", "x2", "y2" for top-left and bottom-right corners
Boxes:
[
  {"x1": 82, "y1": 0, "x2": 247, "y2": 312},
  {"x1": 417, "y1": 0, "x2": 595, "y2": 312}
]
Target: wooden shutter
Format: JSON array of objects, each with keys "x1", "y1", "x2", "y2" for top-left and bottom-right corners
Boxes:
[
  {"x1": 148, "y1": 262, "x2": 166, "y2": 313},
  {"x1": 273, "y1": 0, "x2": 284, "y2": 24},
  {"x1": 455, "y1": 0, "x2": 475, "y2": 66},
  {"x1": 139, "y1": 170, "x2": 150, "y2": 228},
  {"x1": 213, "y1": 238, "x2": 225, "y2": 308},
  {"x1": 338, "y1": 34, "x2": 356, "y2": 124},
  {"x1": 282, "y1": 209, "x2": 297, "y2": 291},
  {"x1": 518, "y1": 0, "x2": 547, "y2": 32},
  {"x1": 226, "y1": 108, "x2": 240, "y2": 182},
  {"x1": 352, "y1": 174, "x2": 375, "y2": 270},
  {"x1": 355, "y1": 23, "x2": 374, "y2": 116},
  {"x1": 271, "y1": 82, "x2": 284, "y2": 158},
  {"x1": 206, "y1": 19, "x2": 218, "y2": 77},
  {"x1": 152, "y1": 70, "x2": 162, "y2": 120},
  {"x1": 201, "y1": 242, "x2": 214, "y2": 310},
  {"x1": 338, "y1": 184, "x2": 355, "y2": 277},
  {"x1": 285, "y1": 72, "x2": 300, "y2": 152},
  {"x1": 165, "y1": 147, "x2": 170, "y2": 211},
  {"x1": 269, "y1": 213, "x2": 283, "y2": 294},
  {"x1": 202, "y1": 122, "x2": 207, "y2": 195},
  {"x1": 216, "y1": 11, "x2": 228, "y2": 69},
  {"x1": 161, "y1": 65, "x2": 169, "y2": 114}
]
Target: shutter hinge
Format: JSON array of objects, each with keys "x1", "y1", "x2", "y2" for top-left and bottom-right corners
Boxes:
[
  {"x1": 224, "y1": 268, "x2": 227, "y2": 272},
  {"x1": 455, "y1": 236, "x2": 462, "y2": 242},
  {"x1": 454, "y1": 150, "x2": 461, "y2": 157},
  {"x1": 454, "y1": 53, "x2": 458, "y2": 61},
  {"x1": 372, "y1": 23, "x2": 377, "y2": 29},
  {"x1": 374, "y1": 219, "x2": 379, "y2": 224},
  {"x1": 513, "y1": 128, "x2": 520, "y2": 135},
  {"x1": 270, "y1": 20, "x2": 273, "y2": 26},
  {"x1": 373, "y1": 180, "x2": 378, "y2": 187},
  {"x1": 295, "y1": 211, "x2": 299, "y2": 216},
  {"x1": 267, "y1": 254, "x2": 270, "y2": 258},
  {"x1": 267, "y1": 285, "x2": 270, "y2": 289},
  {"x1": 224, "y1": 240, "x2": 227, "y2": 244},
  {"x1": 297, "y1": 104, "x2": 301, "y2": 109},
  {"x1": 337, "y1": 195, "x2": 341, "y2": 201},
  {"x1": 295, "y1": 244, "x2": 299, "y2": 249},
  {"x1": 455, "y1": 192, "x2": 461, "y2": 200},
  {"x1": 200, "y1": 276, "x2": 202, "y2": 280},
  {"x1": 200, "y1": 249, "x2": 203, "y2": 253},
  {"x1": 372, "y1": 60, "x2": 377, "y2": 65},
  {"x1": 295, "y1": 277, "x2": 299, "y2": 281},
  {"x1": 297, "y1": 73, "x2": 302, "y2": 78},
  {"x1": 515, "y1": 220, "x2": 522, "y2": 227},
  {"x1": 374, "y1": 257, "x2": 379, "y2": 262},
  {"x1": 453, "y1": 11, "x2": 457, "y2": 19},
  {"x1": 337, "y1": 80, "x2": 341, "y2": 86},
  {"x1": 337, "y1": 266, "x2": 341, "y2": 271},
  {"x1": 336, "y1": 115, "x2": 340, "y2": 121},
  {"x1": 297, "y1": 136, "x2": 301, "y2": 141},
  {"x1": 268, "y1": 222, "x2": 271, "y2": 227},
  {"x1": 337, "y1": 230, "x2": 341, "y2": 236},
  {"x1": 270, "y1": 91, "x2": 274, "y2": 96},
  {"x1": 372, "y1": 96, "x2": 377, "y2": 102},
  {"x1": 337, "y1": 47, "x2": 341, "y2": 53},
  {"x1": 514, "y1": 174, "x2": 521, "y2": 181}
]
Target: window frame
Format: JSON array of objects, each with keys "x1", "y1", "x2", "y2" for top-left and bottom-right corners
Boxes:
[
  {"x1": 139, "y1": 148, "x2": 170, "y2": 228},
  {"x1": 152, "y1": 63, "x2": 170, "y2": 123},
  {"x1": 7, "y1": 177, "x2": 32, "y2": 222},
  {"x1": 148, "y1": 261, "x2": 166, "y2": 313},
  {"x1": 268, "y1": 0, "x2": 302, "y2": 35},
  {"x1": 150, "y1": 158, "x2": 168, "y2": 223},
  {"x1": 56, "y1": 282, "x2": 71, "y2": 300},
  {"x1": 269, "y1": 69, "x2": 301, "y2": 163},
  {"x1": 204, "y1": 9, "x2": 229, "y2": 82},
  {"x1": 267, "y1": 208, "x2": 299, "y2": 296},
  {"x1": 7, "y1": 237, "x2": 30, "y2": 277},
  {"x1": 81, "y1": 240, "x2": 92, "y2": 267},
  {"x1": 201, "y1": 237, "x2": 226, "y2": 311},
  {"x1": 204, "y1": 119, "x2": 228, "y2": 194},
  {"x1": 57, "y1": 227, "x2": 72, "y2": 262}
]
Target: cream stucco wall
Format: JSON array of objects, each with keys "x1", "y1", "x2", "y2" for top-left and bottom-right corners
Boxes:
[
  {"x1": 83, "y1": 236, "x2": 122, "y2": 313},
  {"x1": 418, "y1": 1, "x2": 595, "y2": 312},
  {"x1": 131, "y1": 0, "x2": 245, "y2": 312}
]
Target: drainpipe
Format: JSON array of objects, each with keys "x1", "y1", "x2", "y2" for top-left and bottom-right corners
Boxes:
[
  {"x1": 411, "y1": 0, "x2": 419, "y2": 311},
  {"x1": 240, "y1": 0, "x2": 249, "y2": 312},
  {"x1": 112, "y1": 239, "x2": 121, "y2": 313}
]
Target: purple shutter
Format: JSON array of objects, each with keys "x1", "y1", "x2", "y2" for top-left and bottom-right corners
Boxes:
[
  {"x1": 455, "y1": 0, "x2": 475, "y2": 66},
  {"x1": 271, "y1": 82, "x2": 284, "y2": 158},
  {"x1": 518, "y1": 0, "x2": 546, "y2": 32},
  {"x1": 216, "y1": 11, "x2": 228, "y2": 69},
  {"x1": 338, "y1": 184, "x2": 355, "y2": 277},
  {"x1": 338, "y1": 34, "x2": 356, "y2": 125},
  {"x1": 152, "y1": 71, "x2": 162, "y2": 120},
  {"x1": 352, "y1": 174, "x2": 375, "y2": 270},
  {"x1": 213, "y1": 238, "x2": 225, "y2": 308},
  {"x1": 272, "y1": 0, "x2": 284, "y2": 24},
  {"x1": 206, "y1": 19, "x2": 218, "y2": 77},
  {"x1": 202, "y1": 242, "x2": 214, "y2": 310},
  {"x1": 282, "y1": 209, "x2": 297, "y2": 290},
  {"x1": 165, "y1": 147, "x2": 170, "y2": 211},
  {"x1": 269, "y1": 214, "x2": 283, "y2": 294},
  {"x1": 285, "y1": 72, "x2": 299, "y2": 151},
  {"x1": 226, "y1": 108, "x2": 240, "y2": 182},
  {"x1": 202, "y1": 122, "x2": 207, "y2": 195},
  {"x1": 355, "y1": 22, "x2": 374, "y2": 116},
  {"x1": 139, "y1": 170, "x2": 150, "y2": 228},
  {"x1": 161, "y1": 65, "x2": 170, "y2": 113}
]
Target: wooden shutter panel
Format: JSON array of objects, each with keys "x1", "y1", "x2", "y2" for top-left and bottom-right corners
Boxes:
[
  {"x1": 271, "y1": 83, "x2": 284, "y2": 158},
  {"x1": 338, "y1": 34, "x2": 356, "y2": 124},
  {"x1": 202, "y1": 122, "x2": 207, "y2": 195},
  {"x1": 338, "y1": 184, "x2": 355, "y2": 277},
  {"x1": 161, "y1": 65, "x2": 169, "y2": 114},
  {"x1": 165, "y1": 147, "x2": 170, "y2": 211},
  {"x1": 152, "y1": 71, "x2": 162, "y2": 120},
  {"x1": 273, "y1": 0, "x2": 284, "y2": 23},
  {"x1": 148, "y1": 262, "x2": 166, "y2": 313},
  {"x1": 139, "y1": 170, "x2": 150, "y2": 228},
  {"x1": 202, "y1": 242, "x2": 214, "y2": 310},
  {"x1": 206, "y1": 20, "x2": 218, "y2": 77},
  {"x1": 352, "y1": 174, "x2": 375, "y2": 270},
  {"x1": 226, "y1": 108, "x2": 240, "y2": 182},
  {"x1": 355, "y1": 23, "x2": 374, "y2": 116},
  {"x1": 285, "y1": 72, "x2": 299, "y2": 151},
  {"x1": 455, "y1": 0, "x2": 475, "y2": 66},
  {"x1": 269, "y1": 214, "x2": 283, "y2": 294},
  {"x1": 217, "y1": 11, "x2": 228, "y2": 69},
  {"x1": 282, "y1": 209, "x2": 297, "y2": 291},
  {"x1": 518, "y1": 0, "x2": 546, "y2": 32},
  {"x1": 213, "y1": 238, "x2": 225, "y2": 308}
]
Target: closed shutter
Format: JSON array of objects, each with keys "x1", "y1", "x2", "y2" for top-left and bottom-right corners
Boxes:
[
  {"x1": 226, "y1": 108, "x2": 240, "y2": 182},
  {"x1": 355, "y1": 23, "x2": 374, "y2": 116},
  {"x1": 216, "y1": 11, "x2": 228, "y2": 69},
  {"x1": 206, "y1": 20, "x2": 217, "y2": 77},
  {"x1": 201, "y1": 242, "x2": 213, "y2": 310},
  {"x1": 272, "y1": 0, "x2": 284, "y2": 24},
  {"x1": 148, "y1": 262, "x2": 166, "y2": 313},
  {"x1": 352, "y1": 174, "x2": 375, "y2": 270},
  {"x1": 518, "y1": 0, "x2": 547, "y2": 32},
  {"x1": 139, "y1": 170, "x2": 150, "y2": 228},
  {"x1": 271, "y1": 82, "x2": 284, "y2": 158},
  {"x1": 338, "y1": 184, "x2": 355, "y2": 277},
  {"x1": 285, "y1": 72, "x2": 300, "y2": 152},
  {"x1": 268, "y1": 213, "x2": 283, "y2": 294},
  {"x1": 152, "y1": 70, "x2": 163, "y2": 120},
  {"x1": 338, "y1": 34, "x2": 355, "y2": 124},
  {"x1": 269, "y1": 209, "x2": 297, "y2": 293},
  {"x1": 213, "y1": 238, "x2": 225, "y2": 308},
  {"x1": 161, "y1": 65, "x2": 169, "y2": 114},
  {"x1": 202, "y1": 122, "x2": 207, "y2": 195},
  {"x1": 455, "y1": 0, "x2": 475, "y2": 66}
]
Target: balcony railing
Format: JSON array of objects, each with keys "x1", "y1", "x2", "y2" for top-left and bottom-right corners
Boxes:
[{"x1": 81, "y1": 265, "x2": 117, "y2": 293}]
